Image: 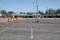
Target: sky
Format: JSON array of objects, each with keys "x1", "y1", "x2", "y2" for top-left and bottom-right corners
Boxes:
[{"x1": 0, "y1": 0, "x2": 60, "y2": 12}]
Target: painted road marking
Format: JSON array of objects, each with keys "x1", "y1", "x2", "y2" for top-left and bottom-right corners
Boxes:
[
  {"x1": 31, "y1": 26, "x2": 33, "y2": 40},
  {"x1": 0, "y1": 27, "x2": 8, "y2": 33}
]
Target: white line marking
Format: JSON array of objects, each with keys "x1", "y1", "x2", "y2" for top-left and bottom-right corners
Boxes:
[
  {"x1": 0, "y1": 27, "x2": 8, "y2": 33},
  {"x1": 31, "y1": 26, "x2": 33, "y2": 40}
]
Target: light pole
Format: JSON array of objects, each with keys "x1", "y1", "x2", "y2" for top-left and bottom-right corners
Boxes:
[
  {"x1": 33, "y1": 0, "x2": 34, "y2": 13},
  {"x1": 36, "y1": 0, "x2": 40, "y2": 23},
  {"x1": 36, "y1": 0, "x2": 38, "y2": 14}
]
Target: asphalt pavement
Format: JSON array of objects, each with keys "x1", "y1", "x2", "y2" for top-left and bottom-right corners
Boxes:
[{"x1": 0, "y1": 18, "x2": 60, "y2": 40}]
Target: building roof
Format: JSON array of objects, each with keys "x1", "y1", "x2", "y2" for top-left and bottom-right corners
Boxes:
[
  {"x1": 12, "y1": 13, "x2": 60, "y2": 16},
  {"x1": 12, "y1": 13, "x2": 40, "y2": 16}
]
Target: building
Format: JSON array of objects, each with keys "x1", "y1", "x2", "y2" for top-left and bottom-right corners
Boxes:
[
  {"x1": 12, "y1": 12, "x2": 40, "y2": 18},
  {"x1": 11, "y1": 12, "x2": 60, "y2": 18}
]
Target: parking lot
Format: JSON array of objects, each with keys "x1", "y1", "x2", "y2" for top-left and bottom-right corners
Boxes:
[{"x1": 0, "y1": 18, "x2": 60, "y2": 40}]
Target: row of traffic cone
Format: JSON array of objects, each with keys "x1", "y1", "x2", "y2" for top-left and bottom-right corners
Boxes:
[{"x1": 8, "y1": 17, "x2": 22, "y2": 22}]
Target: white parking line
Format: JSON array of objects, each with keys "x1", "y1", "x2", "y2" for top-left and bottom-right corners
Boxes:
[
  {"x1": 0, "y1": 27, "x2": 8, "y2": 33},
  {"x1": 31, "y1": 26, "x2": 33, "y2": 40}
]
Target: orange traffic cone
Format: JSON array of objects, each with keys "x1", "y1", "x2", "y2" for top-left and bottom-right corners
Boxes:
[
  {"x1": 8, "y1": 17, "x2": 12, "y2": 22},
  {"x1": 13, "y1": 18, "x2": 17, "y2": 21}
]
